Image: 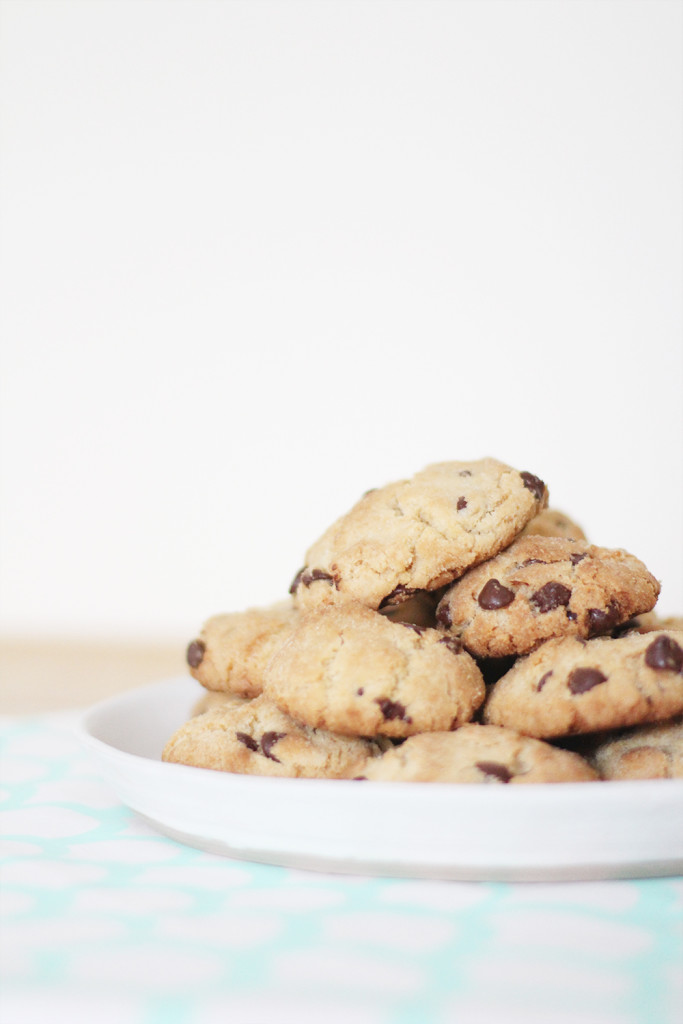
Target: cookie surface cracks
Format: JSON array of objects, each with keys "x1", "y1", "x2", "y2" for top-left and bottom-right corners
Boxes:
[
  {"x1": 362, "y1": 723, "x2": 598, "y2": 783},
  {"x1": 292, "y1": 459, "x2": 548, "y2": 611},
  {"x1": 186, "y1": 602, "x2": 299, "y2": 698},
  {"x1": 437, "y1": 536, "x2": 660, "y2": 658},
  {"x1": 483, "y1": 631, "x2": 683, "y2": 738},
  {"x1": 265, "y1": 603, "x2": 486, "y2": 738},
  {"x1": 162, "y1": 693, "x2": 382, "y2": 779}
]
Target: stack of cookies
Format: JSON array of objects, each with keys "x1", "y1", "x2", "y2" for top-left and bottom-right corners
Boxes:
[{"x1": 163, "y1": 458, "x2": 683, "y2": 784}]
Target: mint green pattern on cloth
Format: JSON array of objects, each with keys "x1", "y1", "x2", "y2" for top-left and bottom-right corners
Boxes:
[{"x1": 1, "y1": 714, "x2": 682, "y2": 1024}]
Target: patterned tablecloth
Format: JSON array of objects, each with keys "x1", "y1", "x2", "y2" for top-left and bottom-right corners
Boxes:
[{"x1": 1, "y1": 712, "x2": 681, "y2": 1024}]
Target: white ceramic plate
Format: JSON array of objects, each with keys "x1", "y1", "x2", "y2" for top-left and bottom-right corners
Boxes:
[{"x1": 78, "y1": 678, "x2": 683, "y2": 881}]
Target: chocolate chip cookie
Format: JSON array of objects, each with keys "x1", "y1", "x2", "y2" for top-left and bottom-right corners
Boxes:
[
  {"x1": 436, "y1": 536, "x2": 659, "y2": 658},
  {"x1": 521, "y1": 507, "x2": 586, "y2": 541},
  {"x1": 618, "y1": 612, "x2": 683, "y2": 635},
  {"x1": 185, "y1": 601, "x2": 298, "y2": 698},
  {"x1": 361, "y1": 723, "x2": 598, "y2": 783},
  {"x1": 191, "y1": 689, "x2": 249, "y2": 717},
  {"x1": 162, "y1": 693, "x2": 383, "y2": 779},
  {"x1": 290, "y1": 459, "x2": 548, "y2": 612},
  {"x1": 264, "y1": 602, "x2": 486, "y2": 738},
  {"x1": 588, "y1": 716, "x2": 683, "y2": 780},
  {"x1": 483, "y1": 631, "x2": 683, "y2": 738}
]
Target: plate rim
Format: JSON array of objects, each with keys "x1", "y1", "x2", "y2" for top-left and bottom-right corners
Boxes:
[
  {"x1": 77, "y1": 675, "x2": 683, "y2": 796},
  {"x1": 76, "y1": 677, "x2": 683, "y2": 881}
]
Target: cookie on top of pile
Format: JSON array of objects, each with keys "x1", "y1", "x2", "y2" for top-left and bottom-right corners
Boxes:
[{"x1": 162, "y1": 458, "x2": 683, "y2": 784}]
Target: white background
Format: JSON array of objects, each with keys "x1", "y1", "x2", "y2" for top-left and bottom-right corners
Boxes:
[{"x1": 1, "y1": 0, "x2": 681, "y2": 641}]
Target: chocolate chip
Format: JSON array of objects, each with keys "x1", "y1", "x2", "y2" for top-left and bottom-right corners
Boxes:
[
  {"x1": 380, "y1": 585, "x2": 418, "y2": 608},
  {"x1": 398, "y1": 622, "x2": 426, "y2": 635},
  {"x1": 356, "y1": 687, "x2": 364, "y2": 696},
  {"x1": 586, "y1": 601, "x2": 621, "y2": 634},
  {"x1": 566, "y1": 609, "x2": 578, "y2": 621},
  {"x1": 352, "y1": 776, "x2": 368, "y2": 781},
  {"x1": 530, "y1": 581, "x2": 572, "y2": 614},
  {"x1": 302, "y1": 568, "x2": 337, "y2": 588},
  {"x1": 568, "y1": 667, "x2": 607, "y2": 694},
  {"x1": 476, "y1": 761, "x2": 513, "y2": 783},
  {"x1": 612, "y1": 618, "x2": 639, "y2": 637},
  {"x1": 290, "y1": 567, "x2": 341, "y2": 591},
  {"x1": 235, "y1": 731, "x2": 259, "y2": 752},
  {"x1": 457, "y1": 496, "x2": 467, "y2": 510},
  {"x1": 289, "y1": 567, "x2": 306, "y2": 594},
  {"x1": 459, "y1": 470, "x2": 472, "y2": 477},
  {"x1": 261, "y1": 732, "x2": 286, "y2": 762},
  {"x1": 436, "y1": 602, "x2": 453, "y2": 629},
  {"x1": 645, "y1": 635, "x2": 683, "y2": 673},
  {"x1": 570, "y1": 552, "x2": 587, "y2": 566},
  {"x1": 186, "y1": 639, "x2": 206, "y2": 668},
  {"x1": 537, "y1": 670, "x2": 553, "y2": 692},
  {"x1": 478, "y1": 579, "x2": 515, "y2": 610},
  {"x1": 438, "y1": 635, "x2": 463, "y2": 655},
  {"x1": 376, "y1": 698, "x2": 411, "y2": 723},
  {"x1": 520, "y1": 471, "x2": 545, "y2": 502}
]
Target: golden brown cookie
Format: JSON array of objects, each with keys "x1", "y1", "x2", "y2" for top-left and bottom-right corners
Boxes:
[
  {"x1": 521, "y1": 507, "x2": 586, "y2": 541},
  {"x1": 483, "y1": 631, "x2": 683, "y2": 738},
  {"x1": 290, "y1": 459, "x2": 548, "y2": 612},
  {"x1": 185, "y1": 601, "x2": 298, "y2": 698},
  {"x1": 436, "y1": 536, "x2": 659, "y2": 658},
  {"x1": 162, "y1": 693, "x2": 382, "y2": 779},
  {"x1": 191, "y1": 689, "x2": 249, "y2": 717},
  {"x1": 264, "y1": 603, "x2": 486, "y2": 738},
  {"x1": 588, "y1": 716, "x2": 683, "y2": 780},
  {"x1": 361, "y1": 723, "x2": 598, "y2": 783},
  {"x1": 618, "y1": 612, "x2": 683, "y2": 635},
  {"x1": 658, "y1": 616, "x2": 683, "y2": 632}
]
